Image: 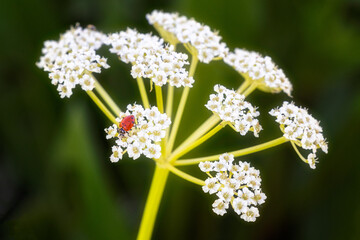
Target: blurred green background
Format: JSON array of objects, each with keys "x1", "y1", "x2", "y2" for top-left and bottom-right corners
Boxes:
[{"x1": 1, "y1": 0, "x2": 360, "y2": 239}]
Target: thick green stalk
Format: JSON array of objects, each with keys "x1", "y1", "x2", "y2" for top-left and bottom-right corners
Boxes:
[{"x1": 137, "y1": 165, "x2": 169, "y2": 240}]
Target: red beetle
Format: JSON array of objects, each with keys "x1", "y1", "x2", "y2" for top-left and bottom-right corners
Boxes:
[{"x1": 118, "y1": 115, "x2": 135, "y2": 136}]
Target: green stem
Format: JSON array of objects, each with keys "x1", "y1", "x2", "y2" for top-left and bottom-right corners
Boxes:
[
  {"x1": 242, "y1": 83, "x2": 258, "y2": 97},
  {"x1": 174, "y1": 136, "x2": 289, "y2": 166},
  {"x1": 236, "y1": 79, "x2": 251, "y2": 94},
  {"x1": 92, "y1": 75, "x2": 122, "y2": 115},
  {"x1": 166, "y1": 86, "x2": 190, "y2": 156},
  {"x1": 290, "y1": 141, "x2": 308, "y2": 163},
  {"x1": 136, "y1": 77, "x2": 150, "y2": 109},
  {"x1": 165, "y1": 85, "x2": 174, "y2": 144},
  {"x1": 169, "y1": 122, "x2": 226, "y2": 163},
  {"x1": 155, "y1": 85, "x2": 164, "y2": 113},
  {"x1": 137, "y1": 165, "x2": 169, "y2": 240},
  {"x1": 167, "y1": 164, "x2": 205, "y2": 186},
  {"x1": 166, "y1": 56, "x2": 198, "y2": 156},
  {"x1": 86, "y1": 91, "x2": 117, "y2": 124},
  {"x1": 173, "y1": 115, "x2": 220, "y2": 158}
]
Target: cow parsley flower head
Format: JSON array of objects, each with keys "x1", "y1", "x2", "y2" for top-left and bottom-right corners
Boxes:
[
  {"x1": 107, "y1": 28, "x2": 194, "y2": 88},
  {"x1": 269, "y1": 101, "x2": 328, "y2": 169},
  {"x1": 146, "y1": 10, "x2": 229, "y2": 63},
  {"x1": 199, "y1": 153, "x2": 266, "y2": 222},
  {"x1": 205, "y1": 84, "x2": 262, "y2": 137},
  {"x1": 105, "y1": 104, "x2": 171, "y2": 161},
  {"x1": 224, "y1": 49, "x2": 293, "y2": 97},
  {"x1": 37, "y1": 25, "x2": 110, "y2": 98}
]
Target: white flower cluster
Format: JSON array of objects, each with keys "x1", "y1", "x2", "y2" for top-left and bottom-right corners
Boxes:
[
  {"x1": 105, "y1": 104, "x2": 171, "y2": 161},
  {"x1": 224, "y1": 49, "x2": 293, "y2": 97},
  {"x1": 269, "y1": 101, "x2": 328, "y2": 169},
  {"x1": 37, "y1": 25, "x2": 110, "y2": 98},
  {"x1": 199, "y1": 153, "x2": 266, "y2": 222},
  {"x1": 107, "y1": 29, "x2": 194, "y2": 87},
  {"x1": 205, "y1": 85, "x2": 262, "y2": 137},
  {"x1": 146, "y1": 10, "x2": 228, "y2": 63}
]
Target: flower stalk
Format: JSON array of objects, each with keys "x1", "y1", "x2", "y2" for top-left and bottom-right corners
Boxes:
[
  {"x1": 86, "y1": 91, "x2": 117, "y2": 124},
  {"x1": 92, "y1": 75, "x2": 122, "y2": 115},
  {"x1": 137, "y1": 77, "x2": 150, "y2": 109},
  {"x1": 174, "y1": 136, "x2": 289, "y2": 166},
  {"x1": 166, "y1": 54, "x2": 198, "y2": 155},
  {"x1": 137, "y1": 165, "x2": 169, "y2": 240}
]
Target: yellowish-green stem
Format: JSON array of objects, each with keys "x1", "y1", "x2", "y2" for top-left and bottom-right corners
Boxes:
[
  {"x1": 165, "y1": 85, "x2": 174, "y2": 143},
  {"x1": 290, "y1": 141, "x2": 308, "y2": 163},
  {"x1": 166, "y1": 86, "x2": 190, "y2": 156},
  {"x1": 174, "y1": 136, "x2": 289, "y2": 166},
  {"x1": 86, "y1": 91, "x2": 117, "y2": 124},
  {"x1": 236, "y1": 79, "x2": 252, "y2": 94},
  {"x1": 173, "y1": 115, "x2": 220, "y2": 158},
  {"x1": 166, "y1": 56, "x2": 198, "y2": 156},
  {"x1": 155, "y1": 85, "x2": 167, "y2": 157},
  {"x1": 165, "y1": 85, "x2": 174, "y2": 118},
  {"x1": 136, "y1": 77, "x2": 150, "y2": 109},
  {"x1": 243, "y1": 82, "x2": 258, "y2": 97},
  {"x1": 137, "y1": 165, "x2": 169, "y2": 240},
  {"x1": 167, "y1": 164, "x2": 205, "y2": 186},
  {"x1": 92, "y1": 75, "x2": 122, "y2": 115},
  {"x1": 155, "y1": 85, "x2": 164, "y2": 114},
  {"x1": 169, "y1": 122, "x2": 226, "y2": 163}
]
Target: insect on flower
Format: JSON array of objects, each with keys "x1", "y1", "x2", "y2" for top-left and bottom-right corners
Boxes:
[{"x1": 118, "y1": 115, "x2": 136, "y2": 137}]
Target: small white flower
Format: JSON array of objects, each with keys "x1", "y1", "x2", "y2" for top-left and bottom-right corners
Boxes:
[
  {"x1": 143, "y1": 143, "x2": 161, "y2": 159},
  {"x1": 232, "y1": 198, "x2": 247, "y2": 215},
  {"x1": 203, "y1": 178, "x2": 221, "y2": 194},
  {"x1": 105, "y1": 124, "x2": 118, "y2": 139},
  {"x1": 110, "y1": 146, "x2": 123, "y2": 163},
  {"x1": 212, "y1": 199, "x2": 229, "y2": 216},
  {"x1": 127, "y1": 142, "x2": 142, "y2": 160},
  {"x1": 216, "y1": 187, "x2": 234, "y2": 203},
  {"x1": 240, "y1": 207, "x2": 260, "y2": 222},
  {"x1": 199, "y1": 161, "x2": 214, "y2": 172},
  {"x1": 239, "y1": 187, "x2": 256, "y2": 206},
  {"x1": 307, "y1": 153, "x2": 317, "y2": 169},
  {"x1": 253, "y1": 190, "x2": 267, "y2": 205},
  {"x1": 206, "y1": 85, "x2": 262, "y2": 137}
]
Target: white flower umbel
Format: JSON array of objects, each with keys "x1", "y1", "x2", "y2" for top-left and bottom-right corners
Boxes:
[
  {"x1": 205, "y1": 84, "x2": 262, "y2": 137},
  {"x1": 199, "y1": 153, "x2": 266, "y2": 222},
  {"x1": 146, "y1": 10, "x2": 228, "y2": 63},
  {"x1": 105, "y1": 104, "x2": 171, "y2": 161},
  {"x1": 224, "y1": 49, "x2": 293, "y2": 96},
  {"x1": 107, "y1": 28, "x2": 194, "y2": 88},
  {"x1": 269, "y1": 101, "x2": 328, "y2": 169},
  {"x1": 37, "y1": 25, "x2": 110, "y2": 98}
]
